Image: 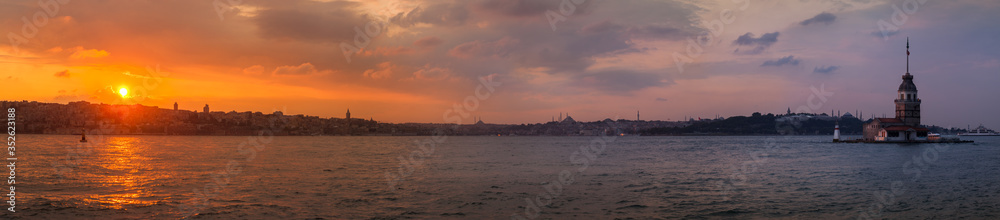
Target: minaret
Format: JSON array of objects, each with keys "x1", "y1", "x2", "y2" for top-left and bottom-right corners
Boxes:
[
  {"x1": 346, "y1": 108, "x2": 351, "y2": 120},
  {"x1": 895, "y1": 37, "x2": 921, "y2": 126},
  {"x1": 173, "y1": 102, "x2": 178, "y2": 111},
  {"x1": 636, "y1": 111, "x2": 640, "y2": 121}
]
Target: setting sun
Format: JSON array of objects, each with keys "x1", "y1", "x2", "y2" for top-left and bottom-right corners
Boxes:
[{"x1": 3, "y1": 1, "x2": 1000, "y2": 219}]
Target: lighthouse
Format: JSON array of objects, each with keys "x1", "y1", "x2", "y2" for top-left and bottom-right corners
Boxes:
[{"x1": 833, "y1": 122, "x2": 841, "y2": 142}]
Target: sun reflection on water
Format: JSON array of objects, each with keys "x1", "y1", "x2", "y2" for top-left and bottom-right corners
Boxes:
[{"x1": 84, "y1": 137, "x2": 164, "y2": 209}]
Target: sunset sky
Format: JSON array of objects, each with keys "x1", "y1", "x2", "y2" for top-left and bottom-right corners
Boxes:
[{"x1": 1, "y1": 0, "x2": 997, "y2": 128}]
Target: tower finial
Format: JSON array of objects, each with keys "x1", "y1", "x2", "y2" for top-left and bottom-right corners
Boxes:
[{"x1": 906, "y1": 37, "x2": 910, "y2": 74}]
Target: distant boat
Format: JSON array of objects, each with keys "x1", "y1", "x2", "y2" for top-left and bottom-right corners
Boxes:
[
  {"x1": 928, "y1": 133, "x2": 941, "y2": 141},
  {"x1": 959, "y1": 125, "x2": 1000, "y2": 136}
]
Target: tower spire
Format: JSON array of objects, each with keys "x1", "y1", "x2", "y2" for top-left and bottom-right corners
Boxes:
[{"x1": 906, "y1": 37, "x2": 910, "y2": 74}]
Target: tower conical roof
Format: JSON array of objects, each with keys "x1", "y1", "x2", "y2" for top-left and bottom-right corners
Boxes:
[{"x1": 898, "y1": 73, "x2": 917, "y2": 92}]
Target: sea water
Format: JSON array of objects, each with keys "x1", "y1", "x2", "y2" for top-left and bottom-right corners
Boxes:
[{"x1": 4, "y1": 135, "x2": 999, "y2": 219}]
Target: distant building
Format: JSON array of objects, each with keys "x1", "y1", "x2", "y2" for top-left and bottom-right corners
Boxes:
[
  {"x1": 841, "y1": 112, "x2": 854, "y2": 119},
  {"x1": 173, "y1": 102, "x2": 178, "y2": 111},
  {"x1": 561, "y1": 114, "x2": 576, "y2": 124},
  {"x1": 203, "y1": 104, "x2": 209, "y2": 114},
  {"x1": 346, "y1": 108, "x2": 351, "y2": 120},
  {"x1": 863, "y1": 38, "x2": 928, "y2": 142}
]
